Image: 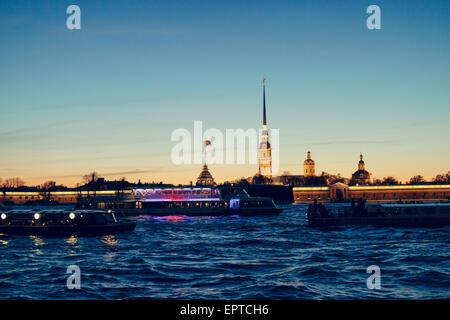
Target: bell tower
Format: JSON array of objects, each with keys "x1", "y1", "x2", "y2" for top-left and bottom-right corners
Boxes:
[
  {"x1": 358, "y1": 153, "x2": 365, "y2": 171},
  {"x1": 303, "y1": 151, "x2": 315, "y2": 177},
  {"x1": 258, "y1": 78, "x2": 272, "y2": 178}
]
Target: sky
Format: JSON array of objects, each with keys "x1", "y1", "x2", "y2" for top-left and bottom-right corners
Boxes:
[{"x1": 0, "y1": 0, "x2": 449, "y2": 187}]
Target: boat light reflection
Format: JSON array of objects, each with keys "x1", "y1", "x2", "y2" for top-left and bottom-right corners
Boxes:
[
  {"x1": 101, "y1": 235, "x2": 119, "y2": 246},
  {"x1": 153, "y1": 215, "x2": 191, "y2": 221},
  {"x1": 65, "y1": 235, "x2": 78, "y2": 245}
]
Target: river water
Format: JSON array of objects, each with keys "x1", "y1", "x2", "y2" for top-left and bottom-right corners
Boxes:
[{"x1": 0, "y1": 204, "x2": 448, "y2": 299}]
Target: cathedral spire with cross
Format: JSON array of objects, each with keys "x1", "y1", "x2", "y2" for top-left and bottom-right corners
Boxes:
[
  {"x1": 263, "y1": 78, "x2": 267, "y2": 127},
  {"x1": 258, "y1": 78, "x2": 272, "y2": 178}
]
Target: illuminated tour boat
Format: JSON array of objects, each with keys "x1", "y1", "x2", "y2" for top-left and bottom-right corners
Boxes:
[
  {"x1": 0, "y1": 209, "x2": 136, "y2": 236},
  {"x1": 79, "y1": 186, "x2": 283, "y2": 217}
]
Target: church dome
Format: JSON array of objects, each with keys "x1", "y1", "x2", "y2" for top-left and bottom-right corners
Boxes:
[
  {"x1": 198, "y1": 164, "x2": 213, "y2": 179},
  {"x1": 352, "y1": 169, "x2": 371, "y2": 179},
  {"x1": 196, "y1": 164, "x2": 215, "y2": 186},
  {"x1": 351, "y1": 154, "x2": 371, "y2": 184},
  {"x1": 303, "y1": 151, "x2": 315, "y2": 165}
]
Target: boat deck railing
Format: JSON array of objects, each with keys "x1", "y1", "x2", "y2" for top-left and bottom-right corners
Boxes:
[{"x1": 132, "y1": 188, "x2": 222, "y2": 201}]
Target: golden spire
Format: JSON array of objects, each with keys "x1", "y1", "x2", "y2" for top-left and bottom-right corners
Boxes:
[{"x1": 263, "y1": 78, "x2": 267, "y2": 126}]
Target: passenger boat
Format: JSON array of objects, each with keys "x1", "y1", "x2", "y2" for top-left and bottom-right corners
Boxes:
[
  {"x1": 0, "y1": 209, "x2": 137, "y2": 236},
  {"x1": 76, "y1": 186, "x2": 283, "y2": 217},
  {"x1": 307, "y1": 201, "x2": 450, "y2": 227}
]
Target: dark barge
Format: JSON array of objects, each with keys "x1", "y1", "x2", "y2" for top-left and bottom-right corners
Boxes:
[
  {"x1": 307, "y1": 202, "x2": 450, "y2": 227},
  {"x1": 0, "y1": 209, "x2": 136, "y2": 236}
]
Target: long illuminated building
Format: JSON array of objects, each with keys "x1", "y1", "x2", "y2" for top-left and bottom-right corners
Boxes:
[{"x1": 2, "y1": 184, "x2": 450, "y2": 205}]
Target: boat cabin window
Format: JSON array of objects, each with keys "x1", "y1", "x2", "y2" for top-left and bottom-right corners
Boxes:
[
  {"x1": 230, "y1": 199, "x2": 240, "y2": 209},
  {"x1": 104, "y1": 214, "x2": 115, "y2": 223}
]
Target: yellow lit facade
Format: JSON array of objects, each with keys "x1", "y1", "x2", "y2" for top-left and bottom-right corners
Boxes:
[
  {"x1": 2, "y1": 185, "x2": 450, "y2": 205},
  {"x1": 1, "y1": 190, "x2": 132, "y2": 205},
  {"x1": 293, "y1": 184, "x2": 450, "y2": 203},
  {"x1": 303, "y1": 151, "x2": 315, "y2": 177}
]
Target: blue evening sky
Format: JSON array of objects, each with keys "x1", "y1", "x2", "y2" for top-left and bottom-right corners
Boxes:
[{"x1": 0, "y1": 0, "x2": 449, "y2": 185}]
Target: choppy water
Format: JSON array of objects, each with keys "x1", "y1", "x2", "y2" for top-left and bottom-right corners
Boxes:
[{"x1": 0, "y1": 204, "x2": 449, "y2": 299}]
